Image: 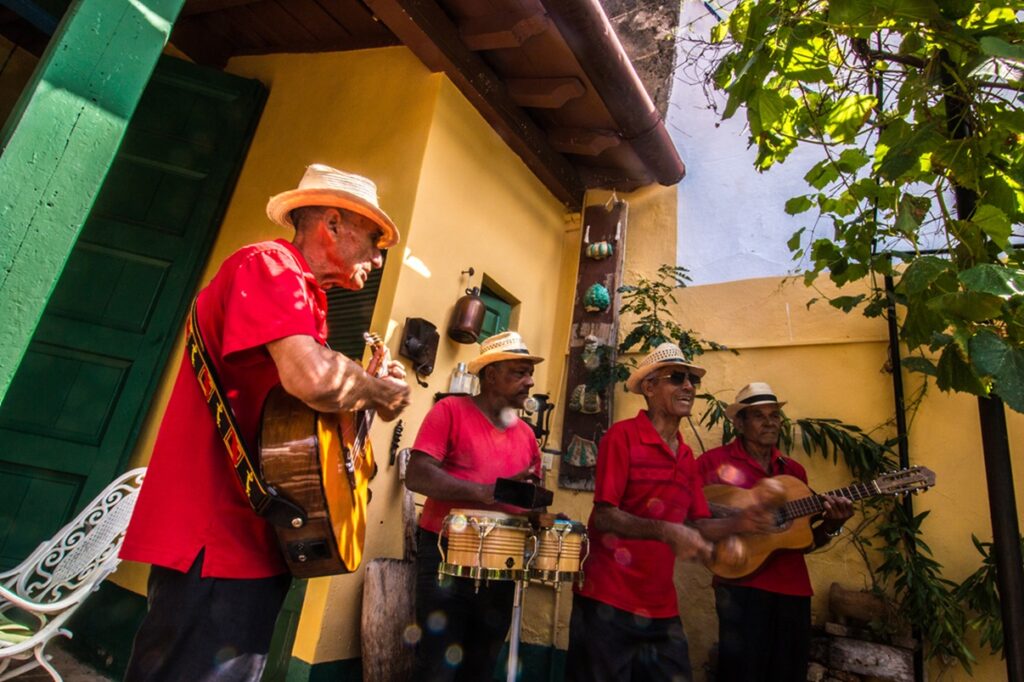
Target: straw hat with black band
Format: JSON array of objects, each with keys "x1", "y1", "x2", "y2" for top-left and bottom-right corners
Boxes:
[
  {"x1": 467, "y1": 331, "x2": 544, "y2": 375},
  {"x1": 725, "y1": 382, "x2": 787, "y2": 420},
  {"x1": 266, "y1": 164, "x2": 400, "y2": 249},
  {"x1": 624, "y1": 342, "x2": 707, "y2": 394}
]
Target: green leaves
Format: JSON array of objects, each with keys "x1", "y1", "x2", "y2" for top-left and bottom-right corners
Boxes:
[
  {"x1": 824, "y1": 95, "x2": 877, "y2": 143},
  {"x1": 970, "y1": 330, "x2": 1024, "y2": 412},
  {"x1": 709, "y1": 0, "x2": 1024, "y2": 426},
  {"x1": 979, "y1": 37, "x2": 1024, "y2": 62},
  {"x1": 959, "y1": 263, "x2": 1024, "y2": 297}
]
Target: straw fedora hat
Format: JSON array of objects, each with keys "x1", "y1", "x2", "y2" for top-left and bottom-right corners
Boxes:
[
  {"x1": 725, "y1": 382, "x2": 787, "y2": 420},
  {"x1": 467, "y1": 331, "x2": 544, "y2": 374},
  {"x1": 625, "y1": 342, "x2": 706, "y2": 394},
  {"x1": 266, "y1": 164, "x2": 399, "y2": 248}
]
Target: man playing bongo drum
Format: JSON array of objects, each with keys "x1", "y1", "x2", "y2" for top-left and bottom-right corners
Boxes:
[{"x1": 405, "y1": 331, "x2": 544, "y2": 681}]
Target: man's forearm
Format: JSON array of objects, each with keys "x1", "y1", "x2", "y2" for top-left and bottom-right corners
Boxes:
[
  {"x1": 690, "y1": 516, "x2": 752, "y2": 542},
  {"x1": 405, "y1": 454, "x2": 491, "y2": 504},
  {"x1": 593, "y1": 504, "x2": 674, "y2": 543}
]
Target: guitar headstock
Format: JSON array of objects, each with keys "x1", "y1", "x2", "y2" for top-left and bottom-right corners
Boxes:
[
  {"x1": 363, "y1": 332, "x2": 390, "y2": 378},
  {"x1": 875, "y1": 466, "x2": 936, "y2": 495}
]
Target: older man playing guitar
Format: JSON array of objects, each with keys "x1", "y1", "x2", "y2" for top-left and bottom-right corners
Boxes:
[
  {"x1": 120, "y1": 164, "x2": 410, "y2": 682},
  {"x1": 697, "y1": 382, "x2": 853, "y2": 682}
]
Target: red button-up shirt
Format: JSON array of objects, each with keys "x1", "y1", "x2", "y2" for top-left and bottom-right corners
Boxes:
[
  {"x1": 697, "y1": 439, "x2": 813, "y2": 596},
  {"x1": 575, "y1": 411, "x2": 711, "y2": 618},
  {"x1": 121, "y1": 240, "x2": 327, "y2": 578}
]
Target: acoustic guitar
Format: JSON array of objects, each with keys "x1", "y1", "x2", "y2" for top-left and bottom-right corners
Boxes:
[
  {"x1": 258, "y1": 333, "x2": 386, "y2": 578},
  {"x1": 704, "y1": 466, "x2": 936, "y2": 580}
]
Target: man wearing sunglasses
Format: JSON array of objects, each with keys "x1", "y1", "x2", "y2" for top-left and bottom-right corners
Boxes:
[
  {"x1": 567, "y1": 344, "x2": 775, "y2": 682},
  {"x1": 697, "y1": 382, "x2": 853, "y2": 682}
]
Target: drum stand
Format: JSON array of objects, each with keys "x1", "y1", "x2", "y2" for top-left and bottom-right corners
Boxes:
[{"x1": 506, "y1": 579, "x2": 527, "y2": 682}]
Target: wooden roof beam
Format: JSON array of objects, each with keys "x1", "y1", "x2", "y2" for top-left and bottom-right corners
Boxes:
[
  {"x1": 506, "y1": 77, "x2": 585, "y2": 109},
  {"x1": 458, "y1": 9, "x2": 550, "y2": 51},
  {"x1": 548, "y1": 128, "x2": 620, "y2": 156},
  {"x1": 180, "y1": 0, "x2": 260, "y2": 18},
  {"x1": 365, "y1": 0, "x2": 584, "y2": 209}
]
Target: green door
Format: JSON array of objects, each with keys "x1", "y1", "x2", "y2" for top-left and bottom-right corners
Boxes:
[{"x1": 0, "y1": 56, "x2": 266, "y2": 568}]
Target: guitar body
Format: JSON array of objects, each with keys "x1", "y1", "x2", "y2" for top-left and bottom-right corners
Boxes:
[
  {"x1": 259, "y1": 385, "x2": 375, "y2": 578},
  {"x1": 704, "y1": 475, "x2": 815, "y2": 580}
]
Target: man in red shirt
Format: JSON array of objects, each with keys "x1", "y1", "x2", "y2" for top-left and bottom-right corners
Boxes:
[
  {"x1": 697, "y1": 382, "x2": 853, "y2": 682},
  {"x1": 405, "y1": 331, "x2": 544, "y2": 681},
  {"x1": 120, "y1": 164, "x2": 411, "y2": 682},
  {"x1": 567, "y1": 343, "x2": 774, "y2": 682}
]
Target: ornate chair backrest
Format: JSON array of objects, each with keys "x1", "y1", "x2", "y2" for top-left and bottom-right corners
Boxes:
[{"x1": 5, "y1": 469, "x2": 145, "y2": 606}]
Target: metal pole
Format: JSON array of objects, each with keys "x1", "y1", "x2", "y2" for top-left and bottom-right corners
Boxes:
[
  {"x1": 507, "y1": 580, "x2": 526, "y2": 682},
  {"x1": 883, "y1": 275, "x2": 924, "y2": 682},
  {"x1": 977, "y1": 396, "x2": 1024, "y2": 681},
  {"x1": 940, "y1": 51, "x2": 1024, "y2": 679}
]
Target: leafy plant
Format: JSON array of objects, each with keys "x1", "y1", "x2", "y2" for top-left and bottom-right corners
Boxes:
[
  {"x1": 704, "y1": 0, "x2": 1024, "y2": 412},
  {"x1": 955, "y1": 533, "x2": 1024, "y2": 656}
]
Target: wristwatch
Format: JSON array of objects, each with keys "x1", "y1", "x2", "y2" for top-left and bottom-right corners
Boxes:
[{"x1": 824, "y1": 525, "x2": 843, "y2": 538}]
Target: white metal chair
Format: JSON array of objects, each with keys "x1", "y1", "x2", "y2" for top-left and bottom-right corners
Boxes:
[{"x1": 0, "y1": 468, "x2": 146, "y2": 681}]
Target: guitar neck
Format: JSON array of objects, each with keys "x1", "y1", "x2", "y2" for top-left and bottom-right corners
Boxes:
[{"x1": 781, "y1": 480, "x2": 880, "y2": 521}]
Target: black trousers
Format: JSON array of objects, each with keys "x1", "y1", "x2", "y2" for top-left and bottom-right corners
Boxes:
[
  {"x1": 714, "y1": 585, "x2": 811, "y2": 682},
  {"x1": 124, "y1": 550, "x2": 291, "y2": 682},
  {"x1": 566, "y1": 594, "x2": 693, "y2": 682},
  {"x1": 412, "y1": 528, "x2": 515, "y2": 682}
]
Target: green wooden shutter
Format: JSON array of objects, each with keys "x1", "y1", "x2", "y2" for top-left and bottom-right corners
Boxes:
[
  {"x1": 326, "y1": 254, "x2": 386, "y2": 359},
  {"x1": 479, "y1": 286, "x2": 512, "y2": 340},
  {"x1": 0, "y1": 56, "x2": 265, "y2": 568}
]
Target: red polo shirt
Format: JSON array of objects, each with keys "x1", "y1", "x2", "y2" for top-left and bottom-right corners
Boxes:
[
  {"x1": 575, "y1": 411, "x2": 711, "y2": 619},
  {"x1": 120, "y1": 239, "x2": 327, "y2": 578},
  {"x1": 697, "y1": 439, "x2": 813, "y2": 596},
  {"x1": 414, "y1": 396, "x2": 542, "y2": 534}
]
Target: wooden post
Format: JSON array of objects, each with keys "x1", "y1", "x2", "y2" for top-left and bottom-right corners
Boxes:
[
  {"x1": 0, "y1": 0, "x2": 185, "y2": 403},
  {"x1": 558, "y1": 200, "x2": 628, "y2": 490}
]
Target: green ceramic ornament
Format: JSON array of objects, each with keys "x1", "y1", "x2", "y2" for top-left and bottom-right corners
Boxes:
[
  {"x1": 583, "y1": 283, "x2": 611, "y2": 312},
  {"x1": 586, "y1": 241, "x2": 614, "y2": 260}
]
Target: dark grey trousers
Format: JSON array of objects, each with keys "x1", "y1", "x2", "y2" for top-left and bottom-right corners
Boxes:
[{"x1": 124, "y1": 550, "x2": 290, "y2": 682}]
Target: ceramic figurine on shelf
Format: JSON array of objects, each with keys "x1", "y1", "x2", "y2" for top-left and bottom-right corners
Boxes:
[{"x1": 581, "y1": 335, "x2": 602, "y2": 371}]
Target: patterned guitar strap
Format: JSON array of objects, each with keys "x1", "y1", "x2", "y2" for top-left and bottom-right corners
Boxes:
[{"x1": 185, "y1": 298, "x2": 307, "y2": 530}]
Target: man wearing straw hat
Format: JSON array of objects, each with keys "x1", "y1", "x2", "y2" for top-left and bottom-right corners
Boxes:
[
  {"x1": 697, "y1": 382, "x2": 853, "y2": 682},
  {"x1": 121, "y1": 164, "x2": 410, "y2": 682},
  {"x1": 567, "y1": 343, "x2": 775, "y2": 682},
  {"x1": 405, "y1": 331, "x2": 545, "y2": 681}
]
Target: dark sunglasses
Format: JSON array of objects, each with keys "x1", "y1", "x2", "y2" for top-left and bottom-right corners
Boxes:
[{"x1": 651, "y1": 370, "x2": 702, "y2": 387}]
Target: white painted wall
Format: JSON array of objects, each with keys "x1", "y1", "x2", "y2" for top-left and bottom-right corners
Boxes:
[{"x1": 669, "y1": 0, "x2": 824, "y2": 286}]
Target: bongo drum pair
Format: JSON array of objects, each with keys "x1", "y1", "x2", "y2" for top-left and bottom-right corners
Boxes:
[{"x1": 437, "y1": 509, "x2": 589, "y2": 587}]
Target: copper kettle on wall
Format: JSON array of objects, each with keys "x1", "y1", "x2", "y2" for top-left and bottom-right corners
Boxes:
[{"x1": 448, "y1": 287, "x2": 486, "y2": 343}]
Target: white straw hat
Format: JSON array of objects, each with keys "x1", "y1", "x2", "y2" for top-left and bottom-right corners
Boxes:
[
  {"x1": 725, "y1": 382, "x2": 787, "y2": 420},
  {"x1": 266, "y1": 164, "x2": 399, "y2": 248},
  {"x1": 467, "y1": 331, "x2": 544, "y2": 374},
  {"x1": 625, "y1": 342, "x2": 706, "y2": 394}
]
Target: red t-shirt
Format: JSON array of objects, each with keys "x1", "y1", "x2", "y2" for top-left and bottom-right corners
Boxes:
[
  {"x1": 413, "y1": 396, "x2": 542, "y2": 534},
  {"x1": 120, "y1": 239, "x2": 327, "y2": 578},
  {"x1": 697, "y1": 439, "x2": 813, "y2": 596},
  {"x1": 574, "y1": 411, "x2": 711, "y2": 619}
]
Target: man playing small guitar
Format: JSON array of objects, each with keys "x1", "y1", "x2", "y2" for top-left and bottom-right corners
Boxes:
[
  {"x1": 697, "y1": 382, "x2": 854, "y2": 682},
  {"x1": 120, "y1": 164, "x2": 410, "y2": 682}
]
